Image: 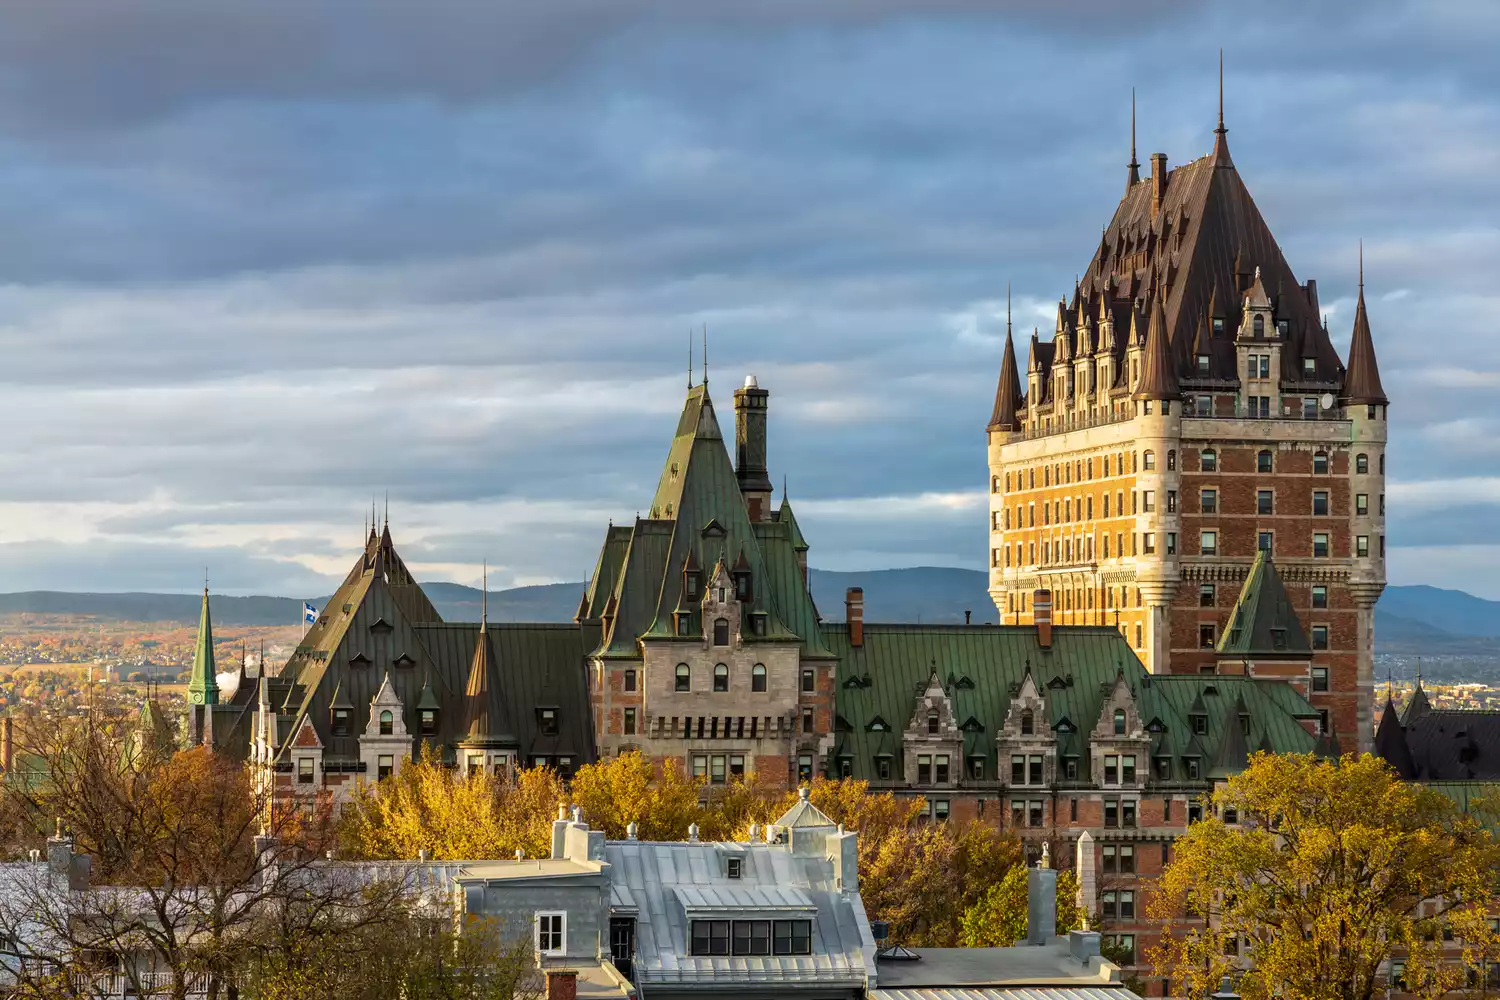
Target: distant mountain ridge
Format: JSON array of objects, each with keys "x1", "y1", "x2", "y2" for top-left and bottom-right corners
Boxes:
[{"x1": 0, "y1": 572, "x2": 1494, "y2": 654}]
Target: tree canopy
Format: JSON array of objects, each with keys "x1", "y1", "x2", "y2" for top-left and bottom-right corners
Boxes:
[{"x1": 1149, "y1": 751, "x2": 1500, "y2": 1000}]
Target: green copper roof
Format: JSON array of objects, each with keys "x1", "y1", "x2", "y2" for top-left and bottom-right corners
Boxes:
[
  {"x1": 187, "y1": 588, "x2": 219, "y2": 706},
  {"x1": 1214, "y1": 551, "x2": 1311, "y2": 657},
  {"x1": 590, "y1": 385, "x2": 831, "y2": 660},
  {"x1": 825, "y1": 623, "x2": 1319, "y2": 786},
  {"x1": 778, "y1": 496, "x2": 808, "y2": 552}
]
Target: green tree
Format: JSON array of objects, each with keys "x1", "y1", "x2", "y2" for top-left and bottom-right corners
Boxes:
[
  {"x1": 1149, "y1": 752, "x2": 1500, "y2": 1000},
  {"x1": 960, "y1": 866, "x2": 1082, "y2": 947}
]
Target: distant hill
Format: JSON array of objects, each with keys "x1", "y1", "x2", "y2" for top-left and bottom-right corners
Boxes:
[{"x1": 0, "y1": 572, "x2": 1495, "y2": 656}]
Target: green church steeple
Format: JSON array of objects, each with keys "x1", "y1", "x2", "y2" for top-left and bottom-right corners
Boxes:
[{"x1": 187, "y1": 587, "x2": 220, "y2": 706}]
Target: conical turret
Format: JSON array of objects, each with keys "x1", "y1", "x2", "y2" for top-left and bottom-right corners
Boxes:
[
  {"x1": 1132, "y1": 288, "x2": 1179, "y2": 401},
  {"x1": 988, "y1": 290, "x2": 1023, "y2": 431},
  {"x1": 1342, "y1": 246, "x2": 1388, "y2": 405},
  {"x1": 187, "y1": 587, "x2": 219, "y2": 707}
]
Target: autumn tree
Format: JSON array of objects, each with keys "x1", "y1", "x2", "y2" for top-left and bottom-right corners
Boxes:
[
  {"x1": 567, "y1": 751, "x2": 704, "y2": 841},
  {"x1": 959, "y1": 866, "x2": 1082, "y2": 947},
  {"x1": 0, "y1": 715, "x2": 412, "y2": 1000},
  {"x1": 1149, "y1": 752, "x2": 1500, "y2": 1000},
  {"x1": 338, "y1": 748, "x2": 565, "y2": 861}
]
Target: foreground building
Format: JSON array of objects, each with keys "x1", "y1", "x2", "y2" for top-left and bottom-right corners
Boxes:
[
  {"x1": 0, "y1": 798, "x2": 1136, "y2": 1000},
  {"x1": 985, "y1": 92, "x2": 1388, "y2": 750}
]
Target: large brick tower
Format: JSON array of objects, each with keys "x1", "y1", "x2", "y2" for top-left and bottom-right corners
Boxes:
[{"x1": 985, "y1": 89, "x2": 1388, "y2": 750}]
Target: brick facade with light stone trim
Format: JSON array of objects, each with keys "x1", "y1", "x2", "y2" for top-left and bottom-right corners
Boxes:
[{"x1": 986, "y1": 101, "x2": 1387, "y2": 751}]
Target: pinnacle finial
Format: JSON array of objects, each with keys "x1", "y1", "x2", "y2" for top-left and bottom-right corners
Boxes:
[
  {"x1": 481, "y1": 560, "x2": 488, "y2": 632},
  {"x1": 1127, "y1": 87, "x2": 1140, "y2": 190},
  {"x1": 688, "y1": 328, "x2": 693, "y2": 390},
  {"x1": 1217, "y1": 48, "x2": 1225, "y2": 133},
  {"x1": 1358, "y1": 239, "x2": 1364, "y2": 291},
  {"x1": 1006, "y1": 281, "x2": 1012, "y2": 335},
  {"x1": 383, "y1": 491, "x2": 389, "y2": 530},
  {"x1": 702, "y1": 324, "x2": 709, "y2": 386}
]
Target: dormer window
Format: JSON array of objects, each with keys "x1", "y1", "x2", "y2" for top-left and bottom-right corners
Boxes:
[
  {"x1": 539, "y1": 708, "x2": 559, "y2": 736},
  {"x1": 677, "y1": 613, "x2": 693, "y2": 637},
  {"x1": 1303, "y1": 357, "x2": 1316, "y2": 377},
  {"x1": 726, "y1": 857, "x2": 743, "y2": 879},
  {"x1": 751, "y1": 613, "x2": 767, "y2": 637},
  {"x1": 684, "y1": 572, "x2": 700, "y2": 598},
  {"x1": 735, "y1": 572, "x2": 751, "y2": 601},
  {"x1": 394, "y1": 654, "x2": 416, "y2": 669},
  {"x1": 1271, "y1": 628, "x2": 1287, "y2": 651},
  {"x1": 1192, "y1": 714, "x2": 1207, "y2": 736},
  {"x1": 349, "y1": 652, "x2": 371, "y2": 668},
  {"x1": 1197, "y1": 354, "x2": 1210, "y2": 375},
  {"x1": 927, "y1": 710, "x2": 939, "y2": 735},
  {"x1": 379, "y1": 710, "x2": 393, "y2": 736},
  {"x1": 420, "y1": 709, "x2": 437, "y2": 737},
  {"x1": 713, "y1": 618, "x2": 730, "y2": 646},
  {"x1": 1277, "y1": 319, "x2": 1289, "y2": 336},
  {"x1": 332, "y1": 708, "x2": 350, "y2": 737},
  {"x1": 716, "y1": 586, "x2": 727, "y2": 603},
  {"x1": 1253, "y1": 315, "x2": 1264, "y2": 337},
  {"x1": 1113, "y1": 709, "x2": 1126, "y2": 736},
  {"x1": 1212, "y1": 317, "x2": 1224, "y2": 334},
  {"x1": 1020, "y1": 709, "x2": 1034, "y2": 736}
]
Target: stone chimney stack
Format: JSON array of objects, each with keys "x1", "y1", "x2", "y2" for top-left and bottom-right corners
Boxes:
[
  {"x1": 846, "y1": 588, "x2": 864, "y2": 648},
  {"x1": 1033, "y1": 589, "x2": 1054, "y2": 649},
  {"x1": 1026, "y1": 861, "x2": 1058, "y2": 945},
  {"x1": 1150, "y1": 153, "x2": 1168, "y2": 219},
  {"x1": 733, "y1": 374, "x2": 773, "y2": 521}
]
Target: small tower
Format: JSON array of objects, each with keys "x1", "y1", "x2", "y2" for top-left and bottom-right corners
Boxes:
[
  {"x1": 361, "y1": 670, "x2": 410, "y2": 784},
  {"x1": 1131, "y1": 281, "x2": 1183, "y2": 672},
  {"x1": 733, "y1": 375, "x2": 773, "y2": 522},
  {"x1": 187, "y1": 586, "x2": 219, "y2": 747}
]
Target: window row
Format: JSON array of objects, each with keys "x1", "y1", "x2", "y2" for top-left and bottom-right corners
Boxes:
[
  {"x1": 691, "y1": 754, "x2": 747, "y2": 784},
  {"x1": 1197, "y1": 449, "x2": 1384, "y2": 475},
  {"x1": 673, "y1": 663, "x2": 817, "y2": 693},
  {"x1": 995, "y1": 450, "x2": 1177, "y2": 494},
  {"x1": 689, "y1": 919, "x2": 812, "y2": 957},
  {"x1": 1203, "y1": 582, "x2": 1331, "y2": 609}
]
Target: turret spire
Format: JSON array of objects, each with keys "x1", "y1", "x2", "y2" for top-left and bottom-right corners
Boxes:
[
  {"x1": 988, "y1": 285, "x2": 1023, "y2": 432},
  {"x1": 1127, "y1": 87, "x2": 1140, "y2": 190},
  {"x1": 187, "y1": 586, "x2": 219, "y2": 707},
  {"x1": 1342, "y1": 240, "x2": 1388, "y2": 405},
  {"x1": 1211, "y1": 49, "x2": 1233, "y2": 165},
  {"x1": 1131, "y1": 268, "x2": 1180, "y2": 402}
]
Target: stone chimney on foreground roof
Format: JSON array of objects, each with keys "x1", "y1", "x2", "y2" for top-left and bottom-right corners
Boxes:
[
  {"x1": 846, "y1": 588, "x2": 864, "y2": 647},
  {"x1": 1033, "y1": 589, "x2": 1053, "y2": 649}
]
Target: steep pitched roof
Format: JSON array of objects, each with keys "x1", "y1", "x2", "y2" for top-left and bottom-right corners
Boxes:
[
  {"x1": 1215, "y1": 552, "x2": 1311, "y2": 658},
  {"x1": 457, "y1": 626, "x2": 511, "y2": 747},
  {"x1": 1374, "y1": 696, "x2": 1416, "y2": 779},
  {"x1": 988, "y1": 323, "x2": 1023, "y2": 431},
  {"x1": 187, "y1": 588, "x2": 219, "y2": 706},
  {"x1": 1342, "y1": 252, "x2": 1388, "y2": 404},
  {"x1": 1131, "y1": 282, "x2": 1179, "y2": 401}
]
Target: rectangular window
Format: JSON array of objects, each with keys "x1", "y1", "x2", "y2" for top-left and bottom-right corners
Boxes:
[
  {"x1": 1258, "y1": 531, "x2": 1274, "y2": 554},
  {"x1": 298, "y1": 758, "x2": 314, "y2": 784},
  {"x1": 1106, "y1": 934, "x2": 1136, "y2": 966},
  {"x1": 1313, "y1": 490, "x2": 1329, "y2": 515},
  {"x1": 1122, "y1": 755, "x2": 1136, "y2": 784},
  {"x1": 801, "y1": 668, "x2": 815, "y2": 693},
  {"x1": 624, "y1": 669, "x2": 637, "y2": 692},
  {"x1": 918, "y1": 755, "x2": 932, "y2": 785},
  {"x1": 1199, "y1": 584, "x2": 1215, "y2": 607},
  {"x1": 1303, "y1": 397, "x2": 1318, "y2": 419},
  {"x1": 1198, "y1": 624, "x2": 1216, "y2": 649},
  {"x1": 797, "y1": 755, "x2": 813, "y2": 784},
  {"x1": 876, "y1": 756, "x2": 892, "y2": 780},
  {"x1": 1028, "y1": 755, "x2": 1043, "y2": 785},
  {"x1": 730, "y1": 755, "x2": 745, "y2": 779},
  {"x1": 1011, "y1": 799, "x2": 1025, "y2": 827},
  {"x1": 1102, "y1": 845, "x2": 1117, "y2": 873},
  {"x1": 623, "y1": 708, "x2": 637, "y2": 735},
  {"x1": 1313, "y1": 533, "x2": 1330, "y2": 558},
  {"x1": 1356, "y1": 493, "x2": 1369, "y2": 516},
  {"x1": 1105, "y1": 755, "x2": 1118, "y2": 785},
  {"x1": 802, "y1": 707, "x2": 814, "y2": 734},
  {"x1": 692, "y1": 920, "x2": 731, "y2": 956},
  {"x1": 1011, "y1": 754, "x2": 1026, "y2": 784},
  {"x1": 935, "y1": 755, "x2": 950, "y2": 785},
  {"x1": 1311, "y1": 625, "x2": 1329, "y2": 651},
  {"x1": 1166, "y1": 490, "x2": 1177, "y2": 513},
  {"x1": 1312, "y1": 667, "x2": 1329, "y2": 692},
  {"x1": 420, "y1": 709, "x2": 436, "y2": 736},
  {"x1": 934, "y1": 799, "x2": 950, "y2": 822},
  {"x1": 1312, "y1": 585, "x2": 1328, "y2": 609},
  {"x1": 1356, "y1": 535, "x2": 1370, "y2": 557},
  {"x1": 969, "y1": 757, "x2": 984, "y2": 780},
  {"x1": 692, "y1": 756, "x2": 708, "y2": 780},
  {"x1": 1142, "y1": 490, "x2": 1155, "y2": 512},
  {"x1": 1200, "y1": 530, "x2": 1217, "y2": 556},
  {"x1": 1195, "y1": 394, "x2": 1212, "y2": 416},
  {"x1": 1257, "y1": 490, "x2": 1273, "y2": 515},
  {"x1": 772, "y1": 920, "x2": 812, "y2": 956},
  {"x1": 710, "y1": 755, "x2": 727, "y2": 785},
  {"x1": 377, "y1": 755, "x2": 394, "y2": 782},
  {"x1": 537, "y1": 912, "x2": 567, "y2": 955},
  {"x1": 731, "y1": 919, "x2": 769, "y2": 955},
  {"x1": 1104, "y1": 800, "x2": 1118, "y2": 828},
  {"x1": 540, "y1": 709, "x2": 558, "y2": 736},
  {"x1": 1142, "y1": 532, "x2": 1155, "y2": 555},
  {"x1": 1122, "y1": 802, "x2": 1137, "y2": 828},
  {"x1": 1201, "y1": 488, "x2": 1217, "y2": 514}
]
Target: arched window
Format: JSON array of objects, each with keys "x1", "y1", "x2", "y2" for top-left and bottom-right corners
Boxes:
[
  {"x1": 1143, "y1": 450, "x2": 1156, "y2": 470},
  {"x1": 1356, "y1": 453, "x2": 1369, "y2": 474},
  {"x1": 1253, "y1": 314, "x2": 1265, "y2": 337},
  {"x1": 1021, "y1": 709, "x2": 1034, "y2": 736},
  {"x1": 675, "y1": 663, "x2": 691, "y2": 692},
  {"x1": 1201, "y1": 449, "x2": 1217, "y2": 472},
  {"x1": 927, "y1": 710, "x2": 940, "y2": 735},
  {"x1": 1313, "y1": 451, "x2": 1328, "y2": 474},
  {"x1": 1114, "y1": 709, "x2": 1126, "y2": 736},
  {"x1": 713, "y1": 618, "x2": 730, "y2": 646},
  {"x1": 379, "y1": 710, "x2": 393, "y2": 736},
  {"x1": 1167, "y1": 450, "x2": 1177, "y2": 471},
  {"x1": 713, "y1": 663, "x2": 729, "y2": 692},
  {"x1": 752, "y1": 663, "x2": 767, "y2": 692}
]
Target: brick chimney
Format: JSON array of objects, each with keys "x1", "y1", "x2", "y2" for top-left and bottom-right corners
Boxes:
[
  {"x1": 545, "y1": 969, "x2": 578, "y2": 1000},
  {"x1": 846, "y1": 588, "x2": 864, "y2": 648},
  {"x1": 1150, "y1": 152, "x2": 1167, "y2": 219},
  {"x1": 734, "y1": 375, "x2": 773, "y2": 521},
  {"x1": 1033, "y1": 589, "x2": 1053, "y2": 649}
]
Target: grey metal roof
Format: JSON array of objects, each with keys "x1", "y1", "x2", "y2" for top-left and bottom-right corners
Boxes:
[
  {"x1": 604, "y1": 839, "x2": 877, "y2": 987},
  {"x1": 872, "y1": 990, "x2": 1139, "y2": 1000}
]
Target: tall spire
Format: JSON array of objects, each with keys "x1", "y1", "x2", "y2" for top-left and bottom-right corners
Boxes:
[
  {"x1": 1211, "y1": 49, "x2": 1232, "y2": 165},
  {"x1": 688, "y1": 328, "x2": 694, "y2": 390},
  {"x1": 702, "y1": 324, "x2": 708, "y2": 387},
  {"x1": 1127, "y1": 87, "x2": 1140, "y2": 190},
  {"x1": 988, "y1": 285, "x2": 1023, "y2": 432},
  {"x1": 480, "y1": 560, "x2": 488, "y2": 633},
  {"x1": 1131, "y1": 274, "x2": 1180, "y2": 402},
  {"x1": 187, "y1": 586, "x2": 219, "y2": 707},
  {"x1": 1342, "y1": 240, "x2": 1388, "y2": 405}
]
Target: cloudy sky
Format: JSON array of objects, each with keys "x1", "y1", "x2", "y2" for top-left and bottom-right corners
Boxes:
[{"x1": 0, "y1": 0, "x2": 1495, "y2": 599}]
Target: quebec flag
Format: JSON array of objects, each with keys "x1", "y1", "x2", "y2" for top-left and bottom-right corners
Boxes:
[{"x1": 304, "y1": 602, "x2": 318, "y2": 624}]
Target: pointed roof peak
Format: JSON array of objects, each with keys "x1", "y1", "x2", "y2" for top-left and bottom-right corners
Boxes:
[
  {"x1": 988, "y1": 310, "x2": 1023, "y2": 431},
  {"x1": 1126, "y1": 87, "x2": 1141, "y2": 190},
  {"x1": 1211, "y1": 48, "x2": 1233, "y2": 165},
  {"x1": 187, "y1": 585, "x2": 219, "y2": 706},
  {"x1": 1343, "y1": 240, "x2": 1388, "y2": 405},
  {"x1": 1131, "y1": 287, "x2": 1179, "y2": 401}
]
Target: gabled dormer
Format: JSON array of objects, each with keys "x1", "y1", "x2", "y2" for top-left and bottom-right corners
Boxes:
[
  {"x1": 1090, "y1": 670, "x2": 1151, "y2": 787},
  {"x1": 1000, "y1": 668, "x2": 1048, "y2": 740},
  {"x1": 360, "y1": 670, "x2": 409, "y2": 784},
  {"x1": 700, "y1": 559, "x2": 741, "y2": 649},
  {"x1": 997, "y1": 667, "x2": 1056, "y2": 788},
  {"x1": 902, "y1": 669, "x2": 962, "y2": 788}
]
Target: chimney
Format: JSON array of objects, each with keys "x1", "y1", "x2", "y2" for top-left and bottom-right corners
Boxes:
[
  {"x1": 1033, "y1": 589, "x2": 1053, "y2": 649},
  {"x1": 846, "y1": 588, "x2": 864, "y2": 648},
  {"x1": 1, "y1": 716, "x2": 11, "y2": 774},
  {"x1": 964, "y1": 609, "x2": 972, "y2": 626},
  {"x1": 733, "y1": 375, "x2": 773, "y2": 521},
  {"x1": 1150, "y1": 152, "x2": 1168, "y2": 219},
  {"x1": 551, "y1": 803, "x2": 570, "y2": 860},
  {"x1": 46, "y1": 819, "x2": 72, "y2": 877},
  {"x1": 545, "y1": 969, "x2": 578, "y2": 1000},
  {"x1": 1026, "y1": 862, "x2": 1058, "y2": 945}
]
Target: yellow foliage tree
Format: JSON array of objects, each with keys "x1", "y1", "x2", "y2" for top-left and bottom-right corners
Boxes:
[
  {"x1": 567, "y1": 751, "x2": 704, "y2": 841},
  {"x1": 338, "y1": 748, "x2": 565, "y2": 861},
  {"x1": 1149, "y1": 752, "x2": 1500, "y2": 1000}
]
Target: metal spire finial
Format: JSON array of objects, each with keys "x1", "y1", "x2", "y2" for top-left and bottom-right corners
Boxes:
[
  {"x1": 702, "y1": 324, "x2": 708, "y2": 386},
  {"x1": 481, "y1": 560, "x2": 488, "y2": 632},
  {"x1": 1358, "y1": 239, "x2": 1364, "y2": 291},
  {"x1": 1127, "y1": 87, "x2": 1140, "y2": 189},
  {"x1": 1216, "y1": 48, "x2": 1225, "y2": 134},
  {"x1": 1007, "y1": 281, "x2": 1012, "y2": 335},
  {"x1": 688, "y1": 328, "x2": 693, "y2": 389},
  {"x1": 383, "y1": 491, "x2": 388, "y2": 530}
]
